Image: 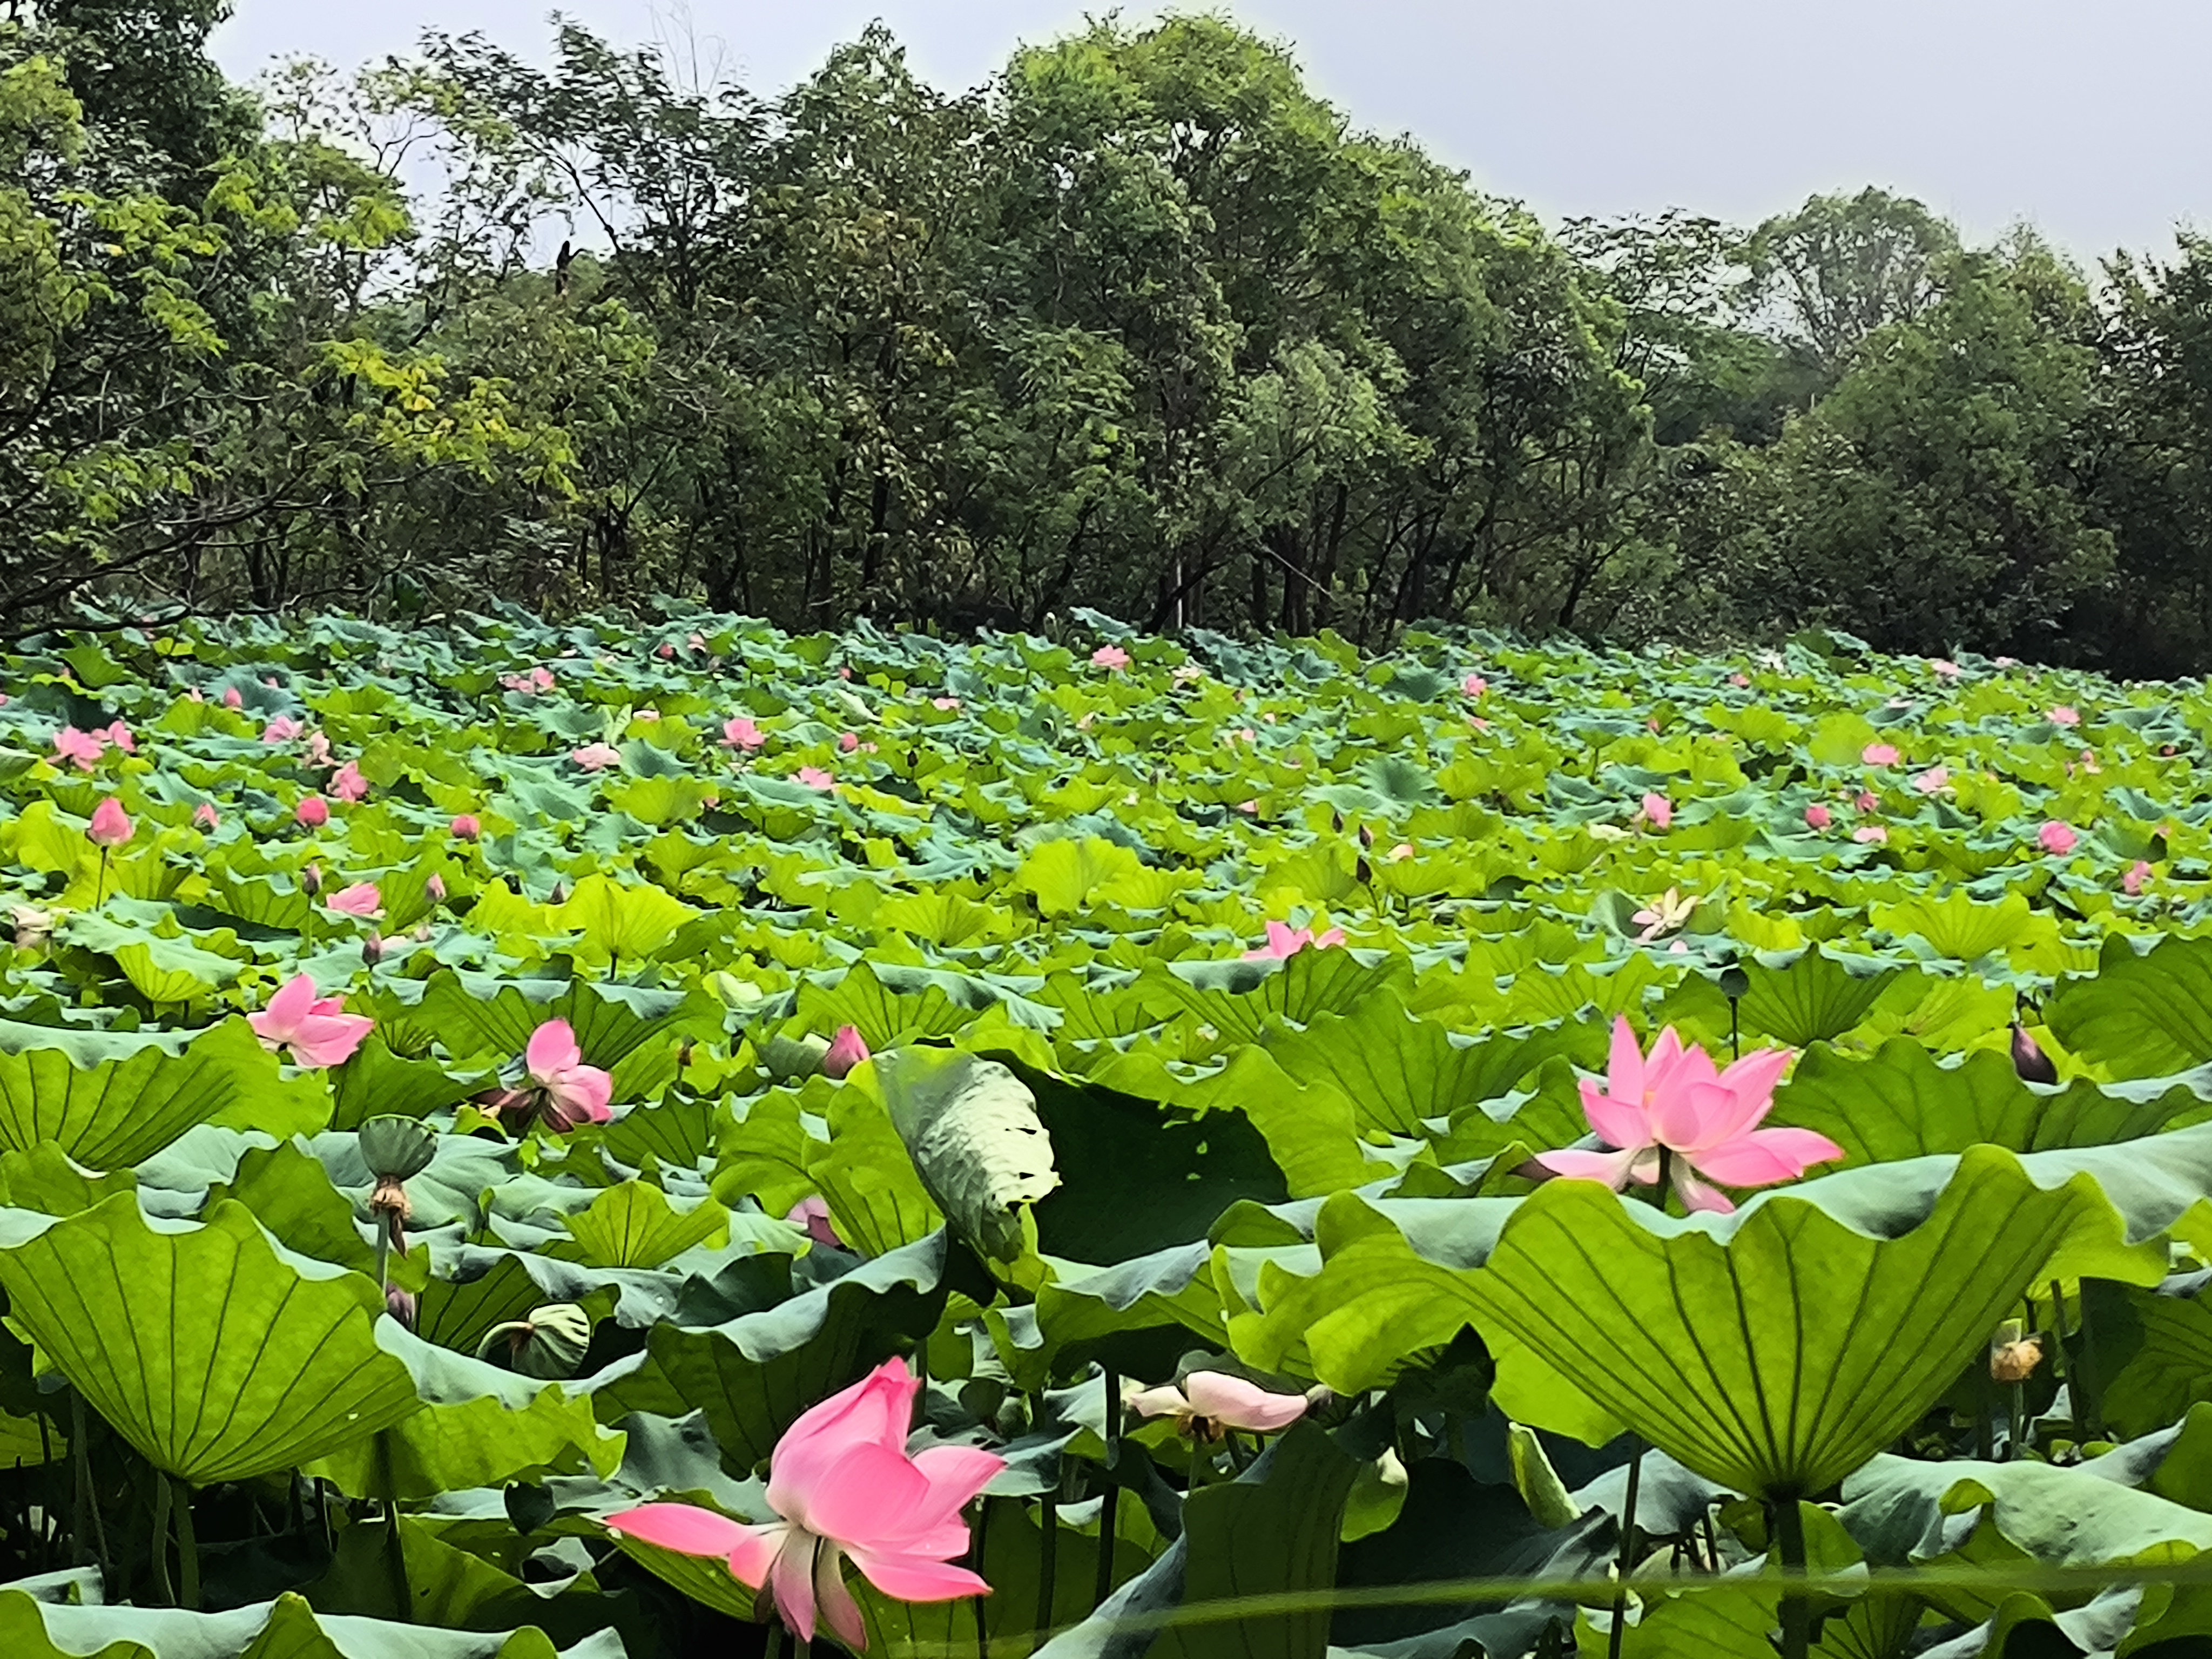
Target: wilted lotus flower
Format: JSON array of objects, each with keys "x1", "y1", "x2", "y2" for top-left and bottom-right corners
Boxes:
[
  {"x1": 450, "y1": 813, "x2": 481, "y2": 841},
  {"x1": 1533, "y1": 1016, "x2": 1840, "y2": 1215},
  {"x1": 86, "y1": 798, "x2": 133, "y2": 848},
  {"x1": 296, "y1": 796, "x2": 330, "y2": 828},
  {"x1": 607, "y1": 1358, "x2": 1002, "y2": 1649},
  {"x1": 248, "y1": 974, "x2": 373, "y2": 1069},
  {"x1": 1125, "y1": 1372, "x2": 1310, "y2": 1441},
  {"x1": 821, "y1": 1026, "x2": 872, "y2": 1080},
  {"x1": 1244, "y1": 920, "x2": 1345, "y2": 961},
  {"x1": 787, "y1": 1196, "x2": 847, "y2": 1250},
  {"x1": 330, "y1": 760, "x2": 369, "y2": 802}
]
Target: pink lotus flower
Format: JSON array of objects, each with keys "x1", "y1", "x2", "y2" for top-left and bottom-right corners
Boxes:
[
  {"x1": 1244, "y1": 920, "x2": 1346, "y2": 961},
  {"x1": 1091, "y1": 644, "x2": 1130, "y2": 672},
  {"x1": 103, "y1": 722, "x2": 134, "y2": 755},
  {"x1": 295, "y1": 796, "x2": 330, "y2": 828},
  {"x1": 2125, "y1": 860, "x2": 2153, "y2": 897},
  {"x1": 248, "y1": 974, "x2": 372, "y2": 1069},
  {"x1": 261, "y1": 717, "x2": 301, "y2": 744},
  {"x1": 606, "y1": 1358, "x2": 1001, "y2": 1648},
  {"x1": 1862, "y1": 743, "x2": 1900, "y2": 767},
  {"x1": 822, "y1": 1026, "x2": 871, "y2": 1080},
  {"x1": 426, "y1": 874, "x2": 447, "y2": 903},
  {"x1": 1127, "y1": 1372, "x2": 1310, "y2": 1439},
  {"x1": 302, "y1": 731, "x2": 333, "y2": 769},
  {"x1": 86, "y1": 798, "x2": 133, "y2": 848},
  {"x1": 1462, "y1": 673, "x2": 1488, "y2": 698},
  {"x1": 327, "y1": 882, "x2": 383, "y2": 919},
  {"x1": 572, "y1": 744, "x2": 623, "y2": 772},
  {"x1": 2047, "y1": 706, "x2": 2080, "y2": 727},
  {"x1": 723, "y1": 717, "x2": 767, "y2": 751},
  {"x1": 1854, "y1": 791, "x2": 1879, "y2": 813},
  {"x1": 1236, "y1": 799, "x2": 1259, "y2": 815},
  {"x1": 930, "y1": 697, "x2": 961, "y2": 711},
  {"x1": 1728, "y1": 673, "x2": 1750, "y2": 689},
  {"x1": 787, "y1": 1196, "x2": 847, "y2": 1250},
  {"x1": 221, "y1": 687, "x2": 244, "y2": 710},
  {"x1": 1533, "y1": 1017, "x2": 1840, "y2": 1215},
  {"x1": 656, "y1": 643, "x2": 676, "y2": 660},
  {"x1": 52, "y1": 727, "x2": 106, "y2": 772},
  {"x1": 525, "y1": 1020, "x2": 613, "y2": 1128},
  {"x1": 1804, "y1": 805, "x2": 1832, "y2": 830},
  {"x1": 838, "y1": 731, "x2": 860, "y2": 753},
  {"x1": 450, "y1": 814, "x2": 481, "y2": 841},
  {"x1": 2078, "y1": 748, "x2": 2101, "y2": 775},
  {"x1": 1910, "y1": 766, "x2": 1950, "y2": 795},
  {"x1": 2039, "y1": 821, "x2": 2078, "y2": 856},
  {"x1": 1640, "y1": 793, "x2": 1673, "y2": 831},
  {"x1": 193, "y1": 802, "x2": 219, "y2": 831},
  {"x1": 797, "y1": 766, "x2": 837, "y2": 791},
  {"x1": 1853, "y1": 825, "x2": 1889, "y2": 845},
  {"x1": 330, "y1": 760, "x2": 368, "y2": 802},
  {"x1": 1931, "y1": 659, "x2": 1963, "y2": 679}
]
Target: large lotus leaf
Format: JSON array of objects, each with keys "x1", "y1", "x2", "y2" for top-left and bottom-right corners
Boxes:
[
  {"x1": 2047, "y1": 934, "x2": 2212, "y2": 1080},
  {"x1": 2083, "y1": 1277, "x2": 2212, "y2": 1440},
  {"x1": 1019, "y1": 1243, "x2": 1237, "y2": 1390},
  {"x1": 0, "y1": 1586, "x2": 623, "y2": 1659},
  {"x1": 0, "y1": 1017, "x2": 319, "y2": 1170},
  {"x1": 305, "y1": 1515, "x2": 629, "y2": 1647},
  {"x1": 1770, "y1": 1040, "x2": 2212, "y2": 1162},
  {"x1": 329, "y1": 1034, "x2": 496, "y2": 1131},
  {"x1": 1868, "y1": 889, "x2": 2057, "y2": 965},
  {"x1": 1733, "y1": 947, "x2": 1904, "y2": 1047},
  {"x1": 1149, "y1": 949, "x2": 1413, "y2": 1044},
  {"x1": 553, "y1": 873, "x2": 700, "y2": 966},
  {"x1": 802, "y1": 1081, "x2": 944, "y2": 1258},
  {"x1": 0, "y1": 1196, "x2": 422, "y2": 1483},
  {"x1": 1258, "y1": 993, "x2": 1596, "y2": 1138},
  {"x1": 415, "y1": 972, "x2": 724, "y2": 1072},
  {"x1": 589, "y1": 1234, "x2": 953, "y2": 1469},
  {"x1": 875, "y1": 1047, "x2": 1060, "y2": 1263},
  {"x1": 795, "y1": 961, "x2": 1002, "y2": 1048},
  {"x1": 1013, "y1": 835, "x2": 1148, "y2": 917},
  {"x1": 1034, "y1": 1422, "x2": 1359, "y2": 1659},
  {"x1": 555, "y1": 1181, "x2": 727, "y2": 1270}
]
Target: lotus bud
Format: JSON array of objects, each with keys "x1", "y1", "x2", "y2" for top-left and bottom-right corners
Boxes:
[
  {"x1": 361, "y1": 932, "x2": 385, "y2": 967},
  {"x1": 86, "y1": 798, "x2": 133, "y2": 848},
  {"x1": 549, "y1": 880, "x2": 569, "y2": 905},
  {"x1": 427, "y1": 874, "x2": 447, "y2": 903},
  {"x1": 1358, "y1": 823, "x2": 1374, "y2": 849},
  {"x1": 193, "y1": 802, "x2": 219, "y2": 831},
  {"x1": 450, "y1": 813, "x2": 482, "y2": 841},
  {"x1": 385, "y1": 1285, "x2": 418, "y2": 1331},
  {"x1": 1330, "y1": 810, "x2": 1344, "y2": 833},
  {"x1": 359, "y1": 1115, "x2": 439, "y2": 1184},
  {"x1": 301, "y1": 863, "x2": 323, "y2": 896},
  {"x1": 2010, "y1": 1024, "x2": 2059, "y2": 1086},
  {"x1": 1355, "y1": 856, "x2": 1372, "y2": 886},
  {"x1": 296, "y1": 795, "x2": 330, "y2": 828},
  {"x1": 478, "y1": 1303, "x2": 593, "y2": 1379},
  {"x1": 821, "y1": 1024, "x2": 872, "y2": 1080},
  {"x1": 677, "y1": 1037, "x2": 696, "y2": 1074}
]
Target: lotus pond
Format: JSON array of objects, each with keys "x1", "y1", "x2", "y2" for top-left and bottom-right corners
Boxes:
[{"x1": 3, "y1": 611, "x2": 2212, "y2": 1659}]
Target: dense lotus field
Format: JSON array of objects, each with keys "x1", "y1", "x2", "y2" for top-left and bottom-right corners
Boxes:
[{"x1": 8, "y1": 608, "x2": 2212, "y2": 1659}]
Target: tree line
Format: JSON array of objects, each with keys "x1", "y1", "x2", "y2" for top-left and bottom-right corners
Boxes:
[{"x1": 6, "y1": 1, "x2": 2212, "y2": 673}]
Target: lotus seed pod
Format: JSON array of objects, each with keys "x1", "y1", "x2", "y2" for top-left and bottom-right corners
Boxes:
[
  {"x1": 478, "y1": 1303, "x2": 594, "y2": 1379},
  {"x1": 358, "y1": 1115, "x2": 439, "y2": 1183}
]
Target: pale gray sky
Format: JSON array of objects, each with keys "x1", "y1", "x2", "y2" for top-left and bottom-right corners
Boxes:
[{"x1": 213, "y1": 0, "x2": 2211, "y2": 263}]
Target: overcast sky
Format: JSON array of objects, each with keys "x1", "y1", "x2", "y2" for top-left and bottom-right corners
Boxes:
[{"x1": 212, "y1": 0, "x2": 2211, "y2": 264}]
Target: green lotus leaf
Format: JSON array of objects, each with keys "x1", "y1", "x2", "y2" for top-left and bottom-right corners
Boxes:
[
  {"x1": 305, "y1": 1514, "x2": 627, "y2": 1647},
  {"x1": 1732, "y1": 946, "x2": 1905, "y2": 1048},
  {"x1": 1149, "y1": 949, "x2": 1412, "y2": 1044},
  {"x1": 331, "y1": 1035, "x2": 496, "y2": 1131},
  {"x1": 415, "y1": 972, "x2": 724, "y2": 1074},
  {"x1": 0, "y1": 1017, "x2": 319, "y2": 1170},
  {"x1": 555, "y1": 1181, "x2": 727, "y2": 1269},
  {"x1": 554, "y1": 873, "x2": 701, "y2": 966},
  {"x1": 2047, "y1": 934, "x2": 2212, "y2": 1080},
  {"x1": 0, "y1": 1196, "x2": 422, "y2": 1483},
  {"x1": 876, "y1": 1047, "x2": 1060, "y2": 1263},
  {"x1": 804, "y1": 1081, "x2": 944, "y2": 1258},
  {"x1": 2085, "y1": 1278, "x2": 2212, "y2": 1441}
]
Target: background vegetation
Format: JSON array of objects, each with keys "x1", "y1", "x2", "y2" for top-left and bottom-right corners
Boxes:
[{"x1": 7, "y1": 0, "x2": 2212, "y2": 674}]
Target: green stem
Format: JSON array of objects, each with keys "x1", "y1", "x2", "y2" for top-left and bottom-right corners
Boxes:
[
  {"x1": 375, "y1": 1222, "x2": 391, "y2": 1295},
  {"x1": 764, "y1": 1624, "x2": 784, "y2": 1659},
  {"x1": 2045, "y1": 1280, "x2": 2075, "y2": 1442},
  {"x1": 2074, "y1": 1283, "x2": 2107, "y2": 1440},
  {"x1": 1607, "y1": 1441, "x2": 1645, "y2": 1659},
  {"x1": 378, "y1": 1434, "x2": 410, "y2": 1621},
  {"x1": 172, "y1": 1476, "x2": 200, "y2": 1611},
  {"x1": 971, "y1": 1498, "x2": 991, "y2": 1659},
  {"x1": 69, "y1": 1394, "x2": 89, "y2": 1568},
  {"x1": 1035, "y1": 1485, "x2": 1058, "y2": 1631},
  {"x1": 1650, "y1": 1148, "x2": 1673, "y2": 1214},
  {"x1": 95, "y1": 849, "x2": 109, "y2": 908},
  {"x1": 1095, "y1": 1368, "x2": 1120, "y2": 1607},
  {"x1": 1773, "y1": 1495, "x2": 1810, "y2": 1659},
  {"x1": 150, "y1": 1469, "x2": 174, "y2": 1606},
  {"x1": 1701, "y1": 1508, "x2": 1721, "y2": 1574},
  {"x1": 2009, "y1": 1380, "x2": 2027, "y2": 1462}
]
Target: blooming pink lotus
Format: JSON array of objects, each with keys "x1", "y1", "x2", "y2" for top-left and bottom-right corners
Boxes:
[
  {"x1": 104, "y1": 722, "x2": 135, "y2": 755},
  {"x1": 1533, "y1": 1017, "x2": 1841, "y2": 1215},
  {"x1": 2039, "y1": 821, "x2": 2078, "y2": 856},
  {"x1": 1804, "y1": 804, "x2": 1832, "y2": 830},
  {"x1": 1462, "y1": 673, "x2": 1488, "y2": 698},
  {"x1": 1640, "y1": 792, "x2": 1673, "y2": 831},
  {"x1": 296, "y1": 796, "x2": 330, "y2": 828},
  {"x1": 327, "y1": 882, "x2": 384, "y2": 919},
  {"x1": 2047, "y1": 706, "x2": 2080, "y2": 727},
  {"x1": 797, "y1": 766, "x2": 837, "y2": 791},
  {"x1": 822, "y1": 1026, "x2": 872, "y2": 1080},
  {"x1": 1728, "y1": 673, "x2": 1750, "y2": 689},
  {"x1": 1910, "y1": 766, "x2": 1950, "y2": 795},
  {"x1": 524, "y1": 1020, "x2": 613, "y2": 1128},
  {"x1": 221, "y1": 687, "x2": 245, "y2": 710},
  {"x1": 787, "y1": 1196, "x2": 846, "y2": 1250},
  {"x1": 606, "y1": 1358, "x2": 1001, "y2": 1648},
  {"x1": 571, "y1": 744, "x2": 623, "y2": 772},
  {"x1": 1861, "y1": 743, "x2": 1900, "y2": 767},
  {"x1": 1853, "y1": 791, "x2": 1879, "y2": 813},
  {"x1": 1091, "y1": 644, "x2": 1130, "y2": 672},
  {"x1": 86, "y1": 798, "x2": 133, "y2": 848},
  {"x1": 2125, "y1": 860, "x2": 2153, "y2": 897},
  {"x1": 1930, "y1": 659, "x2": 1963, "y2": 680},
  {"x1": 930, "y1": 697, "x2": 961, "y2": 712},
  {"x1": 1244, "y1": 920, "x2": 1345, "y2": 961},
  {"x1": 723, "y1": 716, "x2": 767, "y2": 751},
  {"x1": 331, "y1": 760, "x2": 369, "y2": 802},
  {"x1": 248, "y1": 974, "x2": 372, "y2": 1069},
  {"x1": 193, "y1": 802, "x2": 219, "y2": 831},
  {"x1": 1854, "y1": 825, "x2": 1890, "y2": 845},
  {"x1": 1127, "y1": 1372, "x2": 1310, "y2": 1440},
  {"x1": 261, "y1": 717, "x2": 301, "y2": 744},
  {"x1": 451, "y1": 814, "x2": 481, "y2": 841},
  {"x1": 53, "y1": 727, "x2": 106, "y2": 772}
]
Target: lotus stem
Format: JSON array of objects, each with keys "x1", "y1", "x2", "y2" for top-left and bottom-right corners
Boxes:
[
  {"x1": 1650, "y1": 1148, "x2": 1673, "y2": 1213},
  {"x1": 1772, "y1": 1494, "x2": 1810, "y2": 1659},
  {"x1": 971, "y1": 1498, "x2": 991, "y2": 1659},
  {"x1": 95, "y1": 849, "x2": 109, "y2": 908},
  {"x1": 173, "y1": 1476, "x2": 200, "y2": 1611},
  {"x1": 68, "y1": 1396, "x2": 89, "y2": 1568},
  {"x1": 764, "y1": 1625, "x2": 784, "y2": 1659},
  {"x1": 1095, "y1": 1368, "x2": 1120, "y2": 1607},
  {"x1": 1701, "y1": 1507, "x2": 1721, "y2": 1574},
  {"x1": 1035, "y1": 1485, "x2": 1058, "y2": 1631},
  {"x1": 72, "y1": 1394, "x2": 110, "y2": 1582},
  {"x1": 1607, "y1": 1441, "x2": 1645, "y2": 1659},
  {"x1": 2045, "y1": 1280, "x2": 2076, "y2": 1441},
  {"x1": 375, "y1": 1223, "x2": 391, "y2": 1294},
  {"x1": 2072, "y1": 1282, "x2": 2107, "y2": 1440},
  {"x1": 150, "y1": 1469, "x2": 174, "y2": 1606},
  {"x1": 2009, "y1": 1380, "x2": 2027, "y2": 1461}
]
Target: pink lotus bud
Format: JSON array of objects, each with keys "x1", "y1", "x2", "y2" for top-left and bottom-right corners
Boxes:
[
  {"x1": 2038, "y1": 821, "x2": 2078, "y2": 856},
  {"x1": 821, "y1": 1025, "x2": 871, "y2": 1080},
  {"x1": 221, "y1": 687, "x2": 244, "y2": 710},
  {"x1": 362, "y1": 933, "x2": 385, "y2": 966},
  {"x1": 1804, "y1": 804, "x2": 1831, "y2": 830},
  {"x1": 193, "y1": 802, "x2": 219, "y2": 831},
  {"x1": 657, "y1": 643, "x2": 675, "y2": 659},
  {"x1": 1862, "y1": 743, "x2": 1900, "y2": 767},
  {"x1": 838, "y1": 731, "x2": 860, "y2": 753},
  {"x1": 450, "y1": 814, "x2": 481, "y2": 841},
  {"x1": 301, "y1": 863, "x2": 323, "y2": 896},
  {"x1": 2124, "y1": 860, "x2": 2152, "y2": 897},
  {"x1": 427, "y1": 874, "x2": 447, "y2": 902},
  {"x1": 2011, "y1": 1024, "x2": 2059, "y2": 1085},
  {"x1": 86, "y1": 798, "x2": 133, "y2": 848},
  {"x1": 1640, "y1": 793, "x2": 1673, "y2": 831},
  {"x1": 296, "y1": 796, "x2": 329, "y2": 828},
  {"x1": 385, "y1": 1285, "x2": 418, "y2": 1330}
]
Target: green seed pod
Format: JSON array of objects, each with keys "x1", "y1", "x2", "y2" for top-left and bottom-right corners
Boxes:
[
  {"x1": 477, "y1": 1303, "x2": 594, "y2": 1380},
  {"x1": 358, "y1": 1115, "x2": 438, "y2": 1183}
]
